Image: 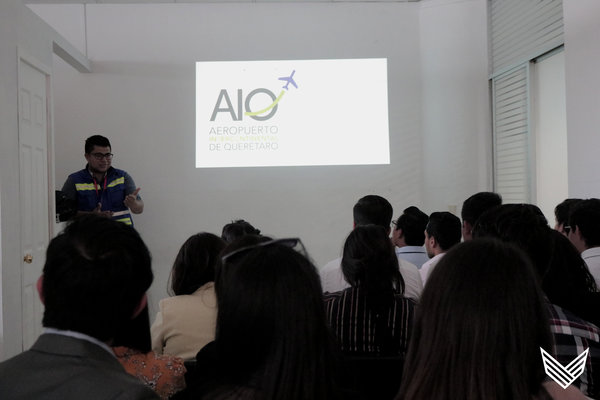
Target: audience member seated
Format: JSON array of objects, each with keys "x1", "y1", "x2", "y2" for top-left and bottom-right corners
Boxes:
[
  {"x1": 0, "y1": 215, "x2": 160, "y2": 399},
  {"x1": 221, "y1": 219, "x2": 261, "y2": 243},
  {"x1": 420, "y1": 211, "x2": 461, "y2": 286},
  {"x1": 114, "y1": 305, "x2": 186, "y2": 399},
  {"x1": 460, "y1": 191, "x2": 502, "y2": 241},
  {"x1": 321, "y1": 195, "x2": 422, "y2": 300},
  {"x1": 324, "y1": 225, "x2": 415, "y2": 356},
  {"x1": 473, "y1": 204, "x2": 600, "y2": 398},
  {"x1": 152, "y1": 233, "x2": 226, "y2": 360},
  {"x1": 392, "y1": 206, "x2": 429, "y2": 268},
  {"x1": 178, "y1": 236, "x2": 343, "y2": 400},
  {"x1": 568, "y1": 198, "x2": 600, "y2": 286},
  {"x1": 397, "y1": 239, "x2": 587, "y2": 400},
  {"x1": 325, "y1": 225, "x2": 414, "y2": 399},
  {"x1": 554, "y1": 198, "x2": 582, "y2": 236}
]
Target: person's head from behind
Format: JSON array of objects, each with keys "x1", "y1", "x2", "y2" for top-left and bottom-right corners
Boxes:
[
  {"x1": 40, "y1": 214, "x2": 153, "y2": 343},
  {"x1": 214, "y1": 238, "x2": 338, "y2": 399},
  {"x1": 543, "y1": 229, "x2": 598, "y2": 307},
  {"x1": 398, "y1": 239, "x2": 551, "y2": 400},
  {"x1": 342, "y1": 225, "x2": 404, "y2": 297},
  {"x1": 472, "y1": 203, "x2": 548, "y2": 242},
  {"x1": 424, "y1": 212, "x2": 462, "y2": 258},
  {"x1": 169, "y1": 232, "x2": 226, "y2": 296},
  {"x1": 460, "y1": 192, "x2": 502, "y2": 241},
  {"x1": 568, "y1": 198, "x2": 600, "y2": 253},
  {"x1": 215, "y1": 234, "x2": 273, "y2": 288},
  {"x1": 112, "y1": 304, "x2": 152, "y2": 353},
  {"x1": 353, "y1": 195, "x2": 393, "y2": 233},
  {"x1": 554, "y1": 198, "x2": 582, "y2": 236},
  {"x1": 472, "y1": 203, "x2": 597, "y2": 312},
  {"x1": 221, "y1": 219, "x2": 261, "y2": 244},
  {"x1": 472, "y1": 204, "x2": 550, "y2": 273},
  {"x1": 392, "y1": 206, "x2": 429, "y2": 247}
]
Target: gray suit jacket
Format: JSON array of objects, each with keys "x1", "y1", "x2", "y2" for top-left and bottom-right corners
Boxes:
[{"x1": 0, "y1": 333, "x2": 160, "y2": 400}]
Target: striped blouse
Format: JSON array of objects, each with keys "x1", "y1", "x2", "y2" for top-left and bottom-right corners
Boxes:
[{"x1": 323, "y1": 286, "x2": 415, "y2": 355}]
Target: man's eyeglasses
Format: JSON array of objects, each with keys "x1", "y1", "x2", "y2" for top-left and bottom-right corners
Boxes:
[
  {"x1": 563, "y1": 225, "x2": 571, "y2": 235},
  {"x1": 221, "y1": 238, "x2": 306, "y2": 264},
  {"x1": 90, "y1": 152, "x2": 113, "y2": 160}
]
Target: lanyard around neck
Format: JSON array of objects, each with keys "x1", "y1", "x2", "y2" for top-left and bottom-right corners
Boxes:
[{"x1": 93, "y1": 175, "x2": 107, "y2": 199}]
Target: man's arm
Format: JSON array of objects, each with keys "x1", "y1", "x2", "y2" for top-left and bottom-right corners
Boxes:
[
  {"x1": 61, "y1": 176, "x2": 78, "y2": 203},
  {"x1": 123, "y1": 172, "x2": 144, "y2": 214},
  {"x1": 124, "y1": 188, "x2": 144, "y2": 214}
]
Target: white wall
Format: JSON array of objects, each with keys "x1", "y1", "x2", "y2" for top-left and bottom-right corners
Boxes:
[
  {"x1": 533, "y1": 50, "x2": 568, "y2": 224},
  {"x1": 31, "y1": 1, "x2": 489, "y2": 316},
  {"x1": 564, "y1": 0, "x2": 600, "y2": 198},
  {"x1": 0, "y1": 0, "x2": 21, "y2": 361},
  {"x1": 419, "y1": 0, "x2": 491, "y2": 213}
]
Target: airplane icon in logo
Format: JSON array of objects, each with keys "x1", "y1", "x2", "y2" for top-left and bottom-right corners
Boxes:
[{"x1": 278, "y1": 70, "x2": 298, "y2": 91}]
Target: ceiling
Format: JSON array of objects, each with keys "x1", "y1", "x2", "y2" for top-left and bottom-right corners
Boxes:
[{"x1": 24, "y1": 0, "x2": 418, "y2": 3}]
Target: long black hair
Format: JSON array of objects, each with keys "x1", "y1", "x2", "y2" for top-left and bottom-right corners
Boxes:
[
  {"x1": 211, "y1": 238, "x2": 342, "y2": 400},
  {"x1": 397, "y1": 239, "x2": 552, "y2": 400},
  {"x1": 341, "y1": 225, "x2": 404, "y2": 310}
]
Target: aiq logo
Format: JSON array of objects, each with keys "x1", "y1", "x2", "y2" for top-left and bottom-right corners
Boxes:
[
  {"x1": 540, "y1": 347, "x2": 589, "y2": 389},
  {"x1": 210, "y1": 70, "x2": 298, "y2": 122}
]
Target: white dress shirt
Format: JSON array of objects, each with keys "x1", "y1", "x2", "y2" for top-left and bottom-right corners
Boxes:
[
  {"x1": 419, "y1": 253, "x2": 445, "y2": 287},
  {"x1": 582, "y1": 247, "x2": 600, "y2": 287},
  {"x1": 320, "y1": 256, "x2": 423, "y2": 300}
]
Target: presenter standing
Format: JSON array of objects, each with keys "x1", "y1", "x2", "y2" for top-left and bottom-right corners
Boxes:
[{"x1": 61, "y1": 135, "x2": 143, "y2": 226}]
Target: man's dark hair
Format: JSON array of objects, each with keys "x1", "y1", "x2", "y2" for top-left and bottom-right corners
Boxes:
[
  {"x1": 472, "y1": 203, "x2": 598, "y2": 324},
  {"x1": 221, "y1": 220, "x2": 261, "y2": 244},
  {"x1": 394, "y1": 206, "x2": 429, "y2": 246},
  {"x1": 42, "y1": 214, "x2": 153, "y2": 342},
  {"x1": 472, "y1": 203, "x2": 546, "y2": 241},
  {"x1": 569, "y1": 198, "x2": 600, "y2": 248},
  {"x1": 85, "y1": 135, "x2": 111, "y2": 154},
  {"x1": 112, "y1": 305, "x2": 152, "y2": 353},
  {"x1": 554, "y1": 198, "x2": 582, "y2": 227},
  {"x1": 353, "y1": 195, "x2": 393, "y2": 229},
  {"x1": 461, "y1": 192, "x2": 502, "y2": 226},
  {"x1": 426, "y1": 212, "x2": 462, "y2": 251}
]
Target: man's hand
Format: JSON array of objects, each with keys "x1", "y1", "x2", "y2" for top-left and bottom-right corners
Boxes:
[
  {"x1": 124, "y1": 188, "x2": 144, "y2": 214},
  {"x1": 93, "y1": 203, "x2": 113, "y2": 218}
]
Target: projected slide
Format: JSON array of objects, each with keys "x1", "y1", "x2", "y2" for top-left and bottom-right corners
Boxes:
[{"x1": 196, "y1": 58, "x2": 390, "y2": 168}]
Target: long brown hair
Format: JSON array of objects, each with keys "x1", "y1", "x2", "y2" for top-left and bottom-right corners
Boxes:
[
  {"x1": 397, "y1": 239, "x2": 552, "y2": 400},
  {"x1": 169, "y1": 232, "x2": 225, "y2": 296}
]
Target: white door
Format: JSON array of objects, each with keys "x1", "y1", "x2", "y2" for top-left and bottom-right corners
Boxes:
[{"x1": 18, "y1": 58, "x2": 50, "y2": 350}]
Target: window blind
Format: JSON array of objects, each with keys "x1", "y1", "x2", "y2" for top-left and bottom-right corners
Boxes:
[
  {"x1": 490, "y1": 0, "x2": 563, "y2": 74},
  {"x1": 492, "y1": 65, "x2": 531, "y2": 203}
]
